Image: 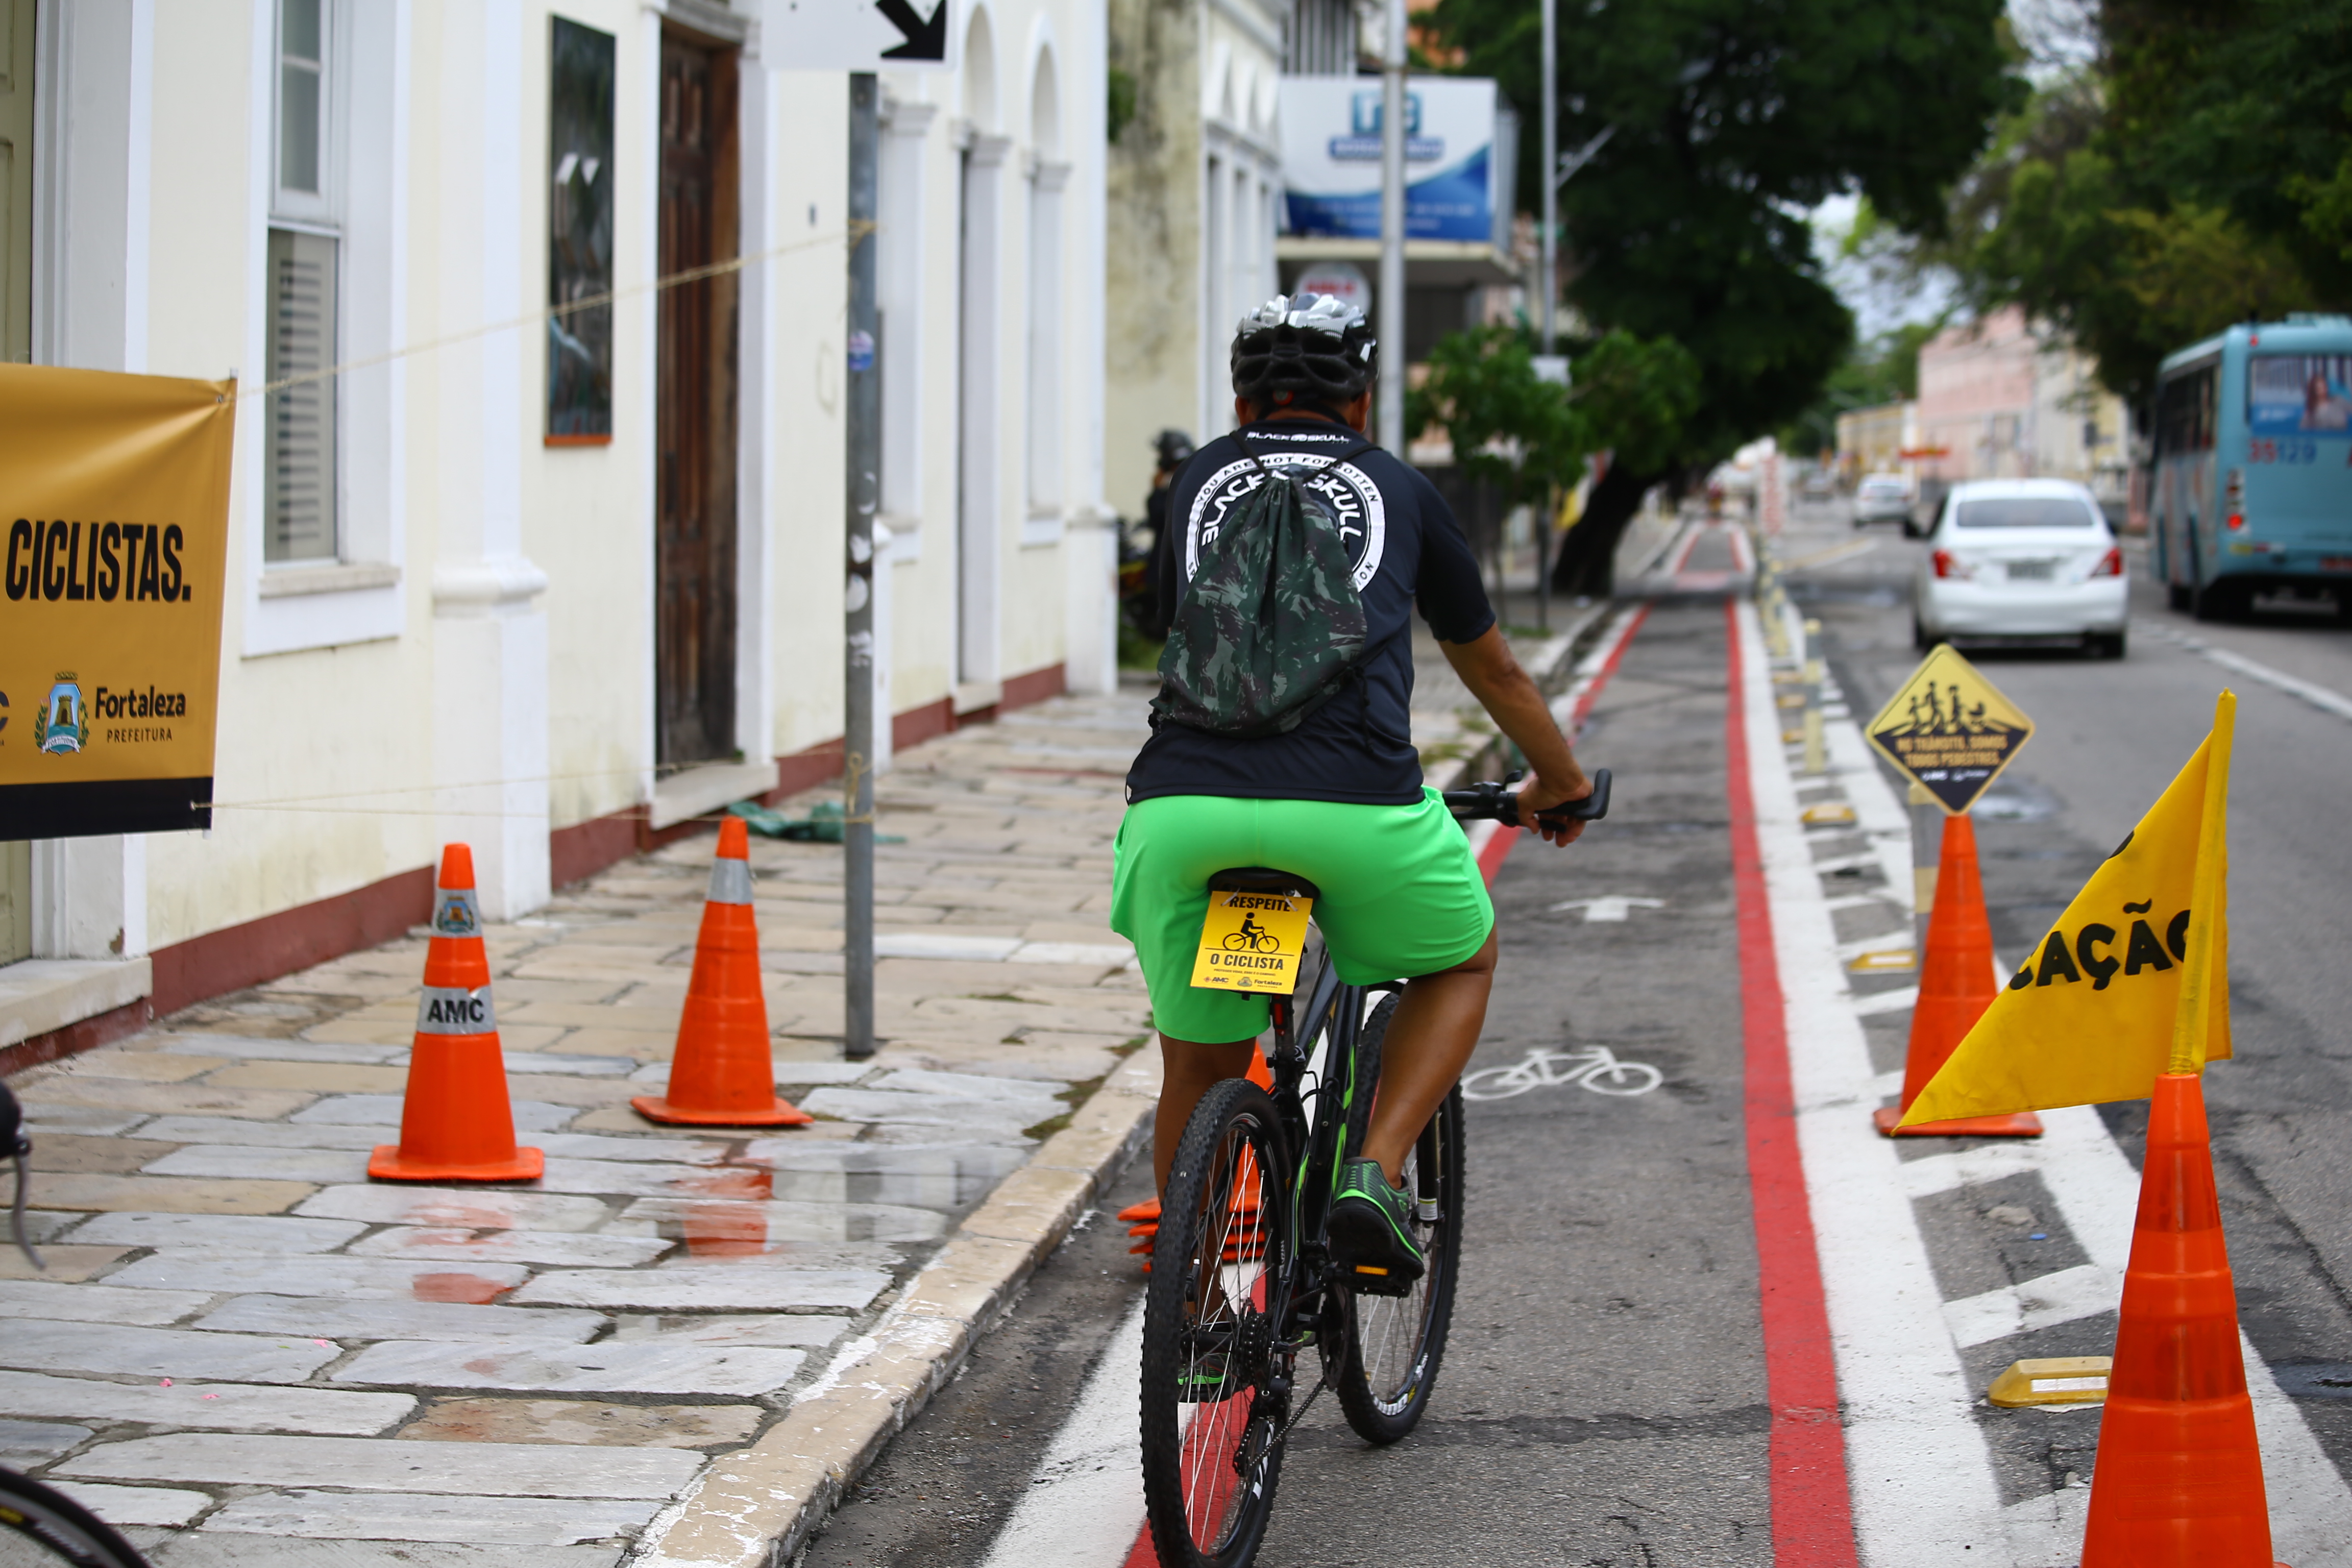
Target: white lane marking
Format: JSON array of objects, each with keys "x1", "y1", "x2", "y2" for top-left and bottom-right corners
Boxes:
[
  {"x1": 1851, "y1": 988, "x2": 1918, "y2": 1018},
  {"x1": 1896, "y1": 1144, "x2": 2042, "y2": 1200},
  {"x1": 2141, "y1": 619, "x2": 2352, "y2": 723},
  {"x1": 975, "y1": 1294, "x2": 1148, "y2": 1568},
  {"x1": 1546, "y1": 896, "x2": 1664, "y2": 922},
  {"x1": 1460, "y1": 1045, "x2": 1664, "y2": 1101},
  {"x1": 1785, "y1": 537, "x2": 1881, "y2": 572},
  {"x1": 1737, "y1": 600, "x2": 2015, "y2": 1564},
  {"x1": 1944, "y1": 1263, "x2": 2122, "y2": 1348}
]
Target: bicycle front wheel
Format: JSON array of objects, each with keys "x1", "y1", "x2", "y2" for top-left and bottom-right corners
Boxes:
[
  {"x1": 1336, "y1": 1083, "x2": 1465, "y2": 1444},
  {"x1": 0, "y1": 1467, "x2": 152, "y2": 1568},
  {"x1": 1141, "y1": 1076, "x2": 1293, "y2": 1568}
]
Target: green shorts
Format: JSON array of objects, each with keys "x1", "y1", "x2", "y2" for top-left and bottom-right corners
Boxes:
[{"x1": 1110, "y1": 789, "x2": 1494, "y2": 1044}]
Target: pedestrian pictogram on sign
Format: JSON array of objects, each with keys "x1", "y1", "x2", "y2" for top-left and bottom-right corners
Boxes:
[{"x1": 1865, "y1": 644, "x2": 2035, "y2": 815}]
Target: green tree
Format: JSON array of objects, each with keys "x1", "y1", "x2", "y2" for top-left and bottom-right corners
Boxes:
[
  {"x1": 1424, "y1": 0, "x2": 2020, "y2": 593},
  {"x1": 1407, "y1": 325, "x2": 1699, "y2": 517}
]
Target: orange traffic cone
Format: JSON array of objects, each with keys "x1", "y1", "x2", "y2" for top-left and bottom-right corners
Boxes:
[
  {"x1": 2081, "y1": 1072, "x2": 2288, "y2": 1567},
  {"x1": 633, "y1": 818, "x2": 814, "y2": 1127},
  {"x1": 1874, "y1": 813, "x2": 2043, "y2": 1137},
  {"x1": 1128, "y1": 1044, "x2": 1276, "y2": 1265},
  {"x1": 369, "y1": 845, "x2": 545, "y2": 1182}
]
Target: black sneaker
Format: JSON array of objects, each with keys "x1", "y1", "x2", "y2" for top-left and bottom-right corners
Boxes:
[{"x1": 1325, "y1": 1157, "x2": 1424, "y2": 1296}]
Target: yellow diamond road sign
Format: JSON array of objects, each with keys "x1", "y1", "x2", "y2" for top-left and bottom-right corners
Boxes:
[{"x1": 1865, "y1": 644, "x2": 2035, "y2": 815}]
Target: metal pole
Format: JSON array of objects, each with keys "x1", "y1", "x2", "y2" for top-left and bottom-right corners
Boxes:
[
  {"x1": 844, "y1": 73, "x2": 879, "y2": 1060},
  {"x1": 1539, "y1": 0, "x2": 1556, "y2": 358},
  {"x1": 1377, "y1": 0, "x2": 1407, "y2": 454},
  {"x1": 1536, "y1": 3, "x2": 1558, "y2": 630}
]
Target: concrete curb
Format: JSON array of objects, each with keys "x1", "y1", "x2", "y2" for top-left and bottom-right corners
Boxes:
[{"x1": 625, "y1": 1045, "x2": 1162, "y2": 1568}]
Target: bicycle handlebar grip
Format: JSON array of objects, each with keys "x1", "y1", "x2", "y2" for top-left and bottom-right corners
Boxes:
[{"x1": 1528, "y1": 768, "x2": 1611, "y2": 827}]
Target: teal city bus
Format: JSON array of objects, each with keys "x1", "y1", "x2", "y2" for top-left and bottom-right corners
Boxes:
[{"x1": 2151, "y1": 314, "x2": 2352, "y2": 619}]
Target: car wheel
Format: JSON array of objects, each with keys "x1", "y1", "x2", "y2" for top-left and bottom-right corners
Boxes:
[
  {"x1": 1913, "y1": 615, "x2": 1933, "y2": 652},
  {"x1": 2089, "y1": 631, "x2": 2126, "y2": 659}
]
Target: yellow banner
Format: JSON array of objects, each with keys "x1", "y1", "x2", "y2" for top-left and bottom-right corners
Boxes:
[
  {"x1": 0, "y1": 364, "x2": 235, "y2": 838},
  {"x1": 1901, "y1": 693, "x2": 2236, "y2": 1124}
]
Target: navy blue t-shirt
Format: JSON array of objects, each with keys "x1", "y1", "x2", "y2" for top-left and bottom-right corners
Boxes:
[{"x1": 1125, "y1": 415, "x2": 1497, "y2": 806}]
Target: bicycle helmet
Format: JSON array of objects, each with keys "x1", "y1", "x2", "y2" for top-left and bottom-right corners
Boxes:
[
  {"x1": 1153, "y1": 429, "x2": 1195, "y2": 469},
  {"x1": 1230, "y1": 293, "x2": 1379, "y2": 408}
]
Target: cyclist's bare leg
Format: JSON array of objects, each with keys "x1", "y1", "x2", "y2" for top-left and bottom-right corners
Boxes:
[
  {"x1": 1153, "y1": 1035, "x2": 1260, "y2": 1193},
  {"x1": 1359, "y1": 925, "x2": 1498, "y2": 1181}
]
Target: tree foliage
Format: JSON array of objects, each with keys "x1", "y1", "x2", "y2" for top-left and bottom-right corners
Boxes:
[
  {"x1": 1423, "y1": 0, "x2": 2019, "y2": 590},
  {"x1": 1426, "y1": 0, "x2": 2016, "y2": 462},
  {"x1": 1887, "y1": 2, "x2": 2352, "y2": 401},
  {"x1": 1407, "y1": 325, "x2": 1699, "y2": 513},
  {"x1": 1779, "y1": 320, "x2": 1945, "y2": 456}
]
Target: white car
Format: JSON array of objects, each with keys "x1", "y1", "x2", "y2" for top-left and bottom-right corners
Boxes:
[
  {"x1": 1853, "y1": 473, "x2": 1913, "y2": 528},
  {"x1": 1913, "y1": 479, "x2": 2128, "y2": 657}
]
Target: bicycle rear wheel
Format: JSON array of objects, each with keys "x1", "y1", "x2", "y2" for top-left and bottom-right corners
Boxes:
[
  {"x1": 0, "y1": 1467, "x2": 151, "y2": 1568},
  {"x1": 1141, "y1": 1076, "x2": 1293, "y2": 1568},
  {"x1": 1335, "y1": 1082, "x2": 1465, "y2": 1444}
]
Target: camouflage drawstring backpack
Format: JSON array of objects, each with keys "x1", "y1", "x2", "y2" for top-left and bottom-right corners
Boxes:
[{"x1": 1154, "y1": 440, "x2": 1371, "y2": 738}]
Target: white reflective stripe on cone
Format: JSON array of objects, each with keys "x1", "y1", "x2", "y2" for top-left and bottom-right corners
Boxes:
[
  {"x1": 707, "y1": 857, "x2": 754, "y2": 905},
  {"x1": 415, "y1": 986, "x2": 496, "y2": 1035}
]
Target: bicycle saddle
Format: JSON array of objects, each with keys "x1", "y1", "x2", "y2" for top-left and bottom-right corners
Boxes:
[{"x1": 1206, "y1": 867, "x2": 1321, "y2": 900}]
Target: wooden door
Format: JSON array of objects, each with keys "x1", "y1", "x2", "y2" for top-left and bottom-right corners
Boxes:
[{"x1": 655, "y1": 33, "x2": 740, "y2": 767}]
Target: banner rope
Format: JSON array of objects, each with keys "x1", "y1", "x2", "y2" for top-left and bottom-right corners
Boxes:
[{"x1": 246, "y1": 219, "x2": 878, "y2": 399}]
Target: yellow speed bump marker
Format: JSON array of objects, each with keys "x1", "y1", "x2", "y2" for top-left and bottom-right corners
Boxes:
[
  {"x1": 1988, "y1": 1356, "x2": 2111, "y2": 1408},
  {"x1": 1864, "y1": 644, "x2": 2035, "y2": 815},
  {"x1": 1190, "y1": 890, "x2": 1313, "y2": 995}
]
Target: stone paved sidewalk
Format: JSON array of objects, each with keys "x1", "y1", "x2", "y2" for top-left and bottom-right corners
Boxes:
[{"x1": 0, "y1": 690, "x2": 1157, "y2": 1567}]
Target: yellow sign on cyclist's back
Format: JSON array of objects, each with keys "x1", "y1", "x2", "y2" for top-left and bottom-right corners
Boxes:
[{"x1": 1190, "y1": 890, "x2": 1314, "y2": 994}]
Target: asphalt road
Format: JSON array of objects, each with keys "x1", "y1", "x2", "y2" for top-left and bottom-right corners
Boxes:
[{"x1": 1780, "y1": 494, "x2": 2352, "y2": 1488}]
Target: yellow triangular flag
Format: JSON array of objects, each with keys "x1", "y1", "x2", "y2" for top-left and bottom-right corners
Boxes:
[{"x1": 1900, "y1": 692, "x2": 2235, "y2": 1124}]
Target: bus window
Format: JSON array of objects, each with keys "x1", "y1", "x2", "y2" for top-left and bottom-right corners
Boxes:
[
  {"x1": 2247, "y1": 353, "x2": 2352, "y2": 436},
  {"x1": 2155, "y1": 368, "x2": 2217, "y2": 456}
]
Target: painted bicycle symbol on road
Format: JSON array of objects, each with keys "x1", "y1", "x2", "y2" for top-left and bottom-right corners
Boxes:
[{"x1": 1461, "y1": 1045, "x2": 1663, "y2": 1101}]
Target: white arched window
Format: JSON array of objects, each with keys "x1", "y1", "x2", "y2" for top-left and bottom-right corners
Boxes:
[{"x1": 1025, "y1": 45, "x2": 1066, "y2": 530}]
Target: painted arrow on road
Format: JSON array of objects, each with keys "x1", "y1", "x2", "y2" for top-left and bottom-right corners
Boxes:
[{"x1": 1547, "y1": 896, "x2": 1665, "y2": 923}]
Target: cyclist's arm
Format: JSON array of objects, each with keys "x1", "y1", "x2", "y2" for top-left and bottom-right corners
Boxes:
[{"x1": 1439, "y1": 626, "x2": 1591, "y2": 845}]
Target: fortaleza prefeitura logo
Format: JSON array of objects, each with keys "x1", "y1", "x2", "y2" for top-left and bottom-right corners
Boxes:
[
  {"x1": 33, "y1": 674, "x2": 84, "y2": 754},
  {"x1": 24, "y1": 675, "x2": 188, "y2": 756}
]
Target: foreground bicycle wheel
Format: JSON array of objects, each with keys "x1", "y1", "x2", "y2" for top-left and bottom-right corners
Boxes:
[
  {"x1": 0, "y1": 1467, "x2": 151, "y2": 1568},
  {"x1": 1336, "y1": 1082, "x2": 1465, "y2": 1443},
  {"x1": 1141, "y1": 1077, "x2": 1293, "y2": 1568}
]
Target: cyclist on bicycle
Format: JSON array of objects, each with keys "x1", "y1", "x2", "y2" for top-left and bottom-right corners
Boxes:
[{"x1": 1112, "y1": 293, "x2": 1596, "y2": 1289}]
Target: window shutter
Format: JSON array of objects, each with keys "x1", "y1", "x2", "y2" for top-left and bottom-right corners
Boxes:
[{"x1": 265, "y1": 228, "x2": 337, "y2": 562}]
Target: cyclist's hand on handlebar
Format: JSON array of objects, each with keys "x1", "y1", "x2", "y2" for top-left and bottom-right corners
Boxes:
[{"x1": 1517, "y1": 769, "x2": 1593, "y2": 846}]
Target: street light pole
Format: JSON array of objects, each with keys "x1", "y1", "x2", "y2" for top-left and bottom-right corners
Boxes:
[
  {"x1": 1537, "y1": 0, "x2": 1558, "y2": 630},
  {"x1": 1378, "y1": 0, "x2": 1407, "y2": 455},
  {"x1": 1539, "y1": 0, "x2": 1556, "y2": 358}
]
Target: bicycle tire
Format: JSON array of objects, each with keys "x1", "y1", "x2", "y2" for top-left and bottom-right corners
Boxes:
[
  {"x1": 1141, "y1": 1077, "x2": 1293, "y2": 1568},
  {"x1": 1580, "y1": 1061, "x2": 1662, "y2": 1096},
  {"x1": 1457, "y1": 1063, "x2": 1534, "y2": 1101},
  {"x1": 0, "y1": 1467, "x2": 152, "y2": 1568},
  {"x1": 1335, "y1": 1081, "x2": 1465, "y2": 1445},
  {"x1": 1222, "y1": 932, "x2": 1250, "y2": 951}
]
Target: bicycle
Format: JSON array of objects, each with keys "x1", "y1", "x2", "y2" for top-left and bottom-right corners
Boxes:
[
  {"x1": 1, "y1": 1080, "x2": 154, "y2": 1568},
  {"x1": 1460, "y1": 1044, "x2": 1663, "y2": 1101},
  {"x1": 1139, "y1": 770, "x2": 1611, "y2": 1568}
]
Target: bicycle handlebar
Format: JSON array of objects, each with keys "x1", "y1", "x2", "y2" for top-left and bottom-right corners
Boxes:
[{"x1": 1442, "y1": 768, "x2": 1611, "y2": 829}]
